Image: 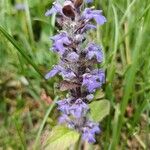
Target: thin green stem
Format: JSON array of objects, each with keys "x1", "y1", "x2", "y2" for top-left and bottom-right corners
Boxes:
[{"x1": 34, "y1": 96, "x2": 59, "y2": 150}]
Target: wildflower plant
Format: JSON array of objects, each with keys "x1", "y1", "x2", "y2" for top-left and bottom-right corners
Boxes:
[{"x1": 45, "y1": 0, "x2": 109, "y2": 144}]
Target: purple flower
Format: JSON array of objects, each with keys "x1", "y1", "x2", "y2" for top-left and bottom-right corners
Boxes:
[
  {"x1": 82, "y1": 132, "x2": 96, "y2": 143},
  {"x1": 58, "y1": 114, "x2": 70, "y2": 124},
  {"x1": 15, "y1": 3, "x2": 26, "y2": 10},
  {"x1": 58, "y1": 114, "x2": 75, "y2": 128},
  {"x1": 45, "y1": 65, "x2": 63, "y2": 79},
  {"x1": 70, "y1": 99, "x2": 89, "y2": 118},
  {"x1": 93, "y1": 69, "x2": 105, "y2": 83},
  {"x1": 45, "y1": 2, "x2": 63, "y2": 16},
  {"x1": 67, "y1": 52, "x2": 79, "y2": 62},
  {"x1": 60, "y1": 68, "x2": 76, "y2": 80},
  {"x1": 51, "y1": 32, "x2": 71, "y2": 55},
  {"x1": 45, "y1": 64, "x2": 76, "y2": 80},
  {"x1": 57, "y1": 98, "x2": 89, "y2": 118},
  {"x1": 82, "y1": 74, "x2": 101, "y2": 92},
  {"x1": 82, "y1": 121, "x2": 100, "y2": 143},
  {"x1": 86, "y1": 43, "x2": 103, "y2": 62},
  {"x1": 57, "y1": 98, "x2": 72, "y2": 114},
  {"x1": 82, "y1": 69, "x2": 105, "y2": 92},
  {"x1": 82, "y1": 8, "x2": 106, "y2": 25},
  {"x1": 85, "y1": 0, "x2": 93, "y2": 3},
  {"x1": 45, "y1": 0, "x2": 106, "y2": 144}
]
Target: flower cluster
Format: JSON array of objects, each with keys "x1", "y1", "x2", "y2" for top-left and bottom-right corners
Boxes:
[
  {"x1": 45, "y1": 0, "x2": 106, "y2": 143},
  {"x1": 15, "y1": 3, "x2": 26, "y2": 10}
]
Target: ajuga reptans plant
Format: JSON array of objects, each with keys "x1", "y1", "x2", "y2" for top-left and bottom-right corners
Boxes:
[{"x1": 45, "y1": 0, "x2": 106, "y2": 143}]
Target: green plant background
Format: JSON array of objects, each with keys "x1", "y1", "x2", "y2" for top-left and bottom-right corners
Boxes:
[{"x1": 0, "y1": 0, "x2": 150, "y2": 149}]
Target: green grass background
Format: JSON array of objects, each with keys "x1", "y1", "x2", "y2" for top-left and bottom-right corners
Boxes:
[{"x1": 0, "y1": 0, "x2": 150, "y2": 149}]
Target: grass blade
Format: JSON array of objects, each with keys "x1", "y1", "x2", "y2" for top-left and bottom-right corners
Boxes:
[
  {"x1": 107, "y1": 4, "x2": 119, "y2": 82},
  {"x1": 34, "y1": 96, "x2": 59, "y2": 150},
  {"x1": 119, "y1": 0, "x2": 137, "y2": 26},
  {"x1": 110, "y1": 20, "x2": 144, "y2": 149},
  {"x1": 24, "y1": 0, "x2": 34, "y2": 46},
  {"x1": 0, "y1": 25, "x2": 44, "y2": 78}
]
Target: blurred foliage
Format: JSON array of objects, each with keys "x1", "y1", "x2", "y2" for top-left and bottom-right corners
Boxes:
[{"x1": 0, "y1": 0, "x2": 150, "y2": 149}]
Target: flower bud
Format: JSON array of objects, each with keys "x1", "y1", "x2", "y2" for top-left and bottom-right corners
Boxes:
[{"x1": 62, "y1": 1, "x2": 75, "y2": 19}]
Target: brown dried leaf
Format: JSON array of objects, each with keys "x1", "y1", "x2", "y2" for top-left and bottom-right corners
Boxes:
[
  {"x1": 74, "y1": 0, "x2": 83, "y2": 8},
  {"x1": 41, "y1": 89, "x2": 53, "y2": 105},
  {"x1": 59, "y1": 81, "x2": 80, "y2": 91}
]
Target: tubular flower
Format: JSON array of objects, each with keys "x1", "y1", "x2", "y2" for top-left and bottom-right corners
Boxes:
[
  {"x1": 45, "y1": 0, "x2": 106, "y2": 143},
  {"x1": 82, "y1": 8, "x2": 106, "y2": 25},
  {"x1": 45, "y1": 2, "x2": 63, "y2": 16},
  {"x1": 85, "y1": 43, "x2": 103, "y2": 62},
  {"x1": 51, "y1": 32, "x2": 71, "y2": 55}
]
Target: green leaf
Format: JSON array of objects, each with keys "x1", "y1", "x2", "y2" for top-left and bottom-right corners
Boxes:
[
  {"x1": 94, "y1": 89, "x2": 105, "y2": 100},
  {"x1": 43, "y1": 126, "x2": 80, "y2": 150},
  {"x1": 89, "y1": 100, "x2": 110, "y2": 122}
]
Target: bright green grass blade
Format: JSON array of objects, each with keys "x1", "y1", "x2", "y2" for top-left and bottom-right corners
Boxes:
[
  {"x1": 24, "y1": 0, "x2": 34, "y2": 47},
  {"x1": 13, "y1": 117, "x2": 27, "y2": 150},
  {"x1": 0, "y1": 25, "x2": 44, "y2": 78},
  {"x1": 107, "y1": 4, "x2": 119, "y2": 82},
  {"x1": 34, "y1": 96, "x2": 59, "y2": 150},
  {"x1": 119, "y1": 0, "x2": 137, "y2": 26},
  {"x1": 110, "y1": 20, "x2": 144, "y2": 149}
]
